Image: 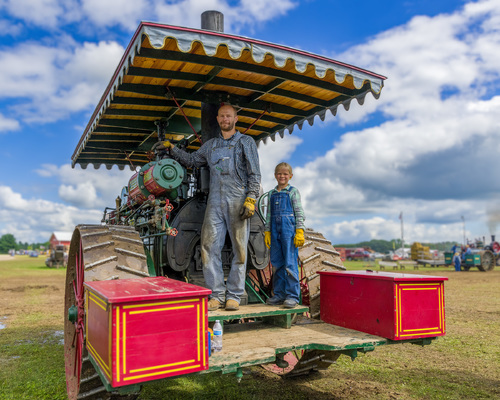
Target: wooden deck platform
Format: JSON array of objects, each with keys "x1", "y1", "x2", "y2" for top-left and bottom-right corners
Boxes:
[{"x1": 205, "y1": 314, "x2": 387, "y2": 373}]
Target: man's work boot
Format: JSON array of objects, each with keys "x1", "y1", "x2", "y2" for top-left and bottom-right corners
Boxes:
[
  {"x1": 225, "y1": 299, "x2": 239, "y2": 311},
  {"x1": 207, "y1": 298, "x2": 222, "y2": 311}
]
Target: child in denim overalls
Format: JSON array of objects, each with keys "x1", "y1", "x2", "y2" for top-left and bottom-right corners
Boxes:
[{"x1": 264, "y1": 163, "x2": 305, "y2": 308}]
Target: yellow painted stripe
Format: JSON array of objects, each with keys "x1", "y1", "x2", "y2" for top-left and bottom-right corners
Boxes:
[
  {"x1": 116, "y1": 306, "x2": 120, "y2": 382},
  {"x1": 108, "y1": 310, "x2": 112, "y2": 371},
  {"x1": 129, "y1": 305, "x2": 194, "y2": 315},
  {"x1": 439, "y1": 284, "x2": 444, "y2": 332},
  {"x1": 85, "y1": 291, "x2": 88, "y2": 350},
  {"x1": 398, "y1": 287, "x2": 402, "y2": 336},
  {"x1": 402, "y1": 287, "x2": 437, "y2": 291},
  {"x1": 87, "y1": 341, "x2": 111, "y2": 376},
  {"x1": 202, "y1": 299, "x2": 206, "y2": 366},
  {"x1": 123, "y1": 364, "x2": 201, "y2": 381},
  {"x1": 398, "y1": 283, "x2": 440, "y2": 286},
  {"x1": 123, "y1": 312, "x2": 127, "y2": 375},
  {"x1": 130, "y1": 359, "x2": 194, "y2": 373},
  {"x1": 197, "y1": 304, "x2": 200, "y2": 362},
  {"x1": 123, "y1": 299, "x2": 197, "y2": 309},
  {"x1": 394, "y1": 286, "x2": 399, "y2": 337},
  {"x1": 403, "y1": 327, "x2": 439, "y2": 332},
  {"x1": 399, "y1": 332, "x2": 442, "y2": 337},
  {"x1": 89, "y1": 292, "x2": 107, "y2": 310}
]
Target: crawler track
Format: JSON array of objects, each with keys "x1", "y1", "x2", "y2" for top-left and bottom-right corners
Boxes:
[
  {"x1": 64, "y1": 225, "x2": 148, "y2": 400},
  {"x1": 298, "y1": 228, "x2": 346, "y2": 319}
]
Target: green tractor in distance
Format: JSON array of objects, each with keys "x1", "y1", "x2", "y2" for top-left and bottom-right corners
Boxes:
[
  {"x1": 444, "y1": 235, "x2": 499, "y2": 271},
  {"x1": 45, "y1": 244, "x2": 67, "y2": 268}
]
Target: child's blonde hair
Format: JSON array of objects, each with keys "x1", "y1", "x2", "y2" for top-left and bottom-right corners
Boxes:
[{"x1": 275, "y1": 162, "x2": 293, "y2": 174}]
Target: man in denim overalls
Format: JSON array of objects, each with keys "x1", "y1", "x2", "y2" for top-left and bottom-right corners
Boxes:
[{"x1": 159, "y1": 105, "x2": 261, "y2": 311}]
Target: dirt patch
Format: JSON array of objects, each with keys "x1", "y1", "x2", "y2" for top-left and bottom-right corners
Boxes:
[
  {"x1": 3, "y1": 285, "x2": 59, "y2": 292},
  {"x1": 0, "y1": 272, "x2": 65, "y2": 328}
]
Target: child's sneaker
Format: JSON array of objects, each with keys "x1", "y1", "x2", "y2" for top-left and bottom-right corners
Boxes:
[
  {"x1": 266, "y1": 296, "x2": 284, "y2": 306},
  {"x1": 283, "y1": 299, "x2": 298, "y2": 309}
]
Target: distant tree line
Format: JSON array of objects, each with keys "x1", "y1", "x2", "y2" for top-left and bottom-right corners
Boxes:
[
  {"x1": 335, "y1": 239, "x2": 457, "y2": 253},
  {"x1": 0, "y1": 234, "x2": 50, "y2": 254}
]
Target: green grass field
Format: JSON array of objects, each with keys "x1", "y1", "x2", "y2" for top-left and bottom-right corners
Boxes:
[{"x1": 0, "y1": 257, "x2": 499, "y2": 399}]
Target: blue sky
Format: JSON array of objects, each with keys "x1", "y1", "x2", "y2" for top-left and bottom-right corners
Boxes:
[{"x1": 1, "y1": 0, "x2": 500, "y2": 247}]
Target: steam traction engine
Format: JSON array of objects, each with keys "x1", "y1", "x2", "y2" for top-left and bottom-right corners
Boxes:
[
  {"x1": 444, "y1": 235, "x2": 499, "y2": 271},
  {"x1": 64, "y1": 13, "x2": 447, "y2": 400}
]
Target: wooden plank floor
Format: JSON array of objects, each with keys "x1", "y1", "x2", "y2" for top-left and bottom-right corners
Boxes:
[
  {"x1": 208, "y1": 303, "x2": 309, "y2": 321},
  {"x1": 207, "y1": 317, "x2": 387, "y2": 372}
]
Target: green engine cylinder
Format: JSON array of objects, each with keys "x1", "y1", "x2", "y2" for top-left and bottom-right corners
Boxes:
[{"x1": 128, "y1": 159, "x2": 184, "y2": 204}]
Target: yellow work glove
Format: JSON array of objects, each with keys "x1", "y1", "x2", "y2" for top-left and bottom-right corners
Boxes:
[
  {"x1": 294, "y1": 228, "x2": 305, "y2": 248},
  {"x1": 264, "y1": 231, "x2": 271, "y2": 249},
  {"x1": 240, "y1": 197, "x2": 256, "y2": 220},
  {"x1": 152, "y1": 140, "x2": 173, "y2": 151}
]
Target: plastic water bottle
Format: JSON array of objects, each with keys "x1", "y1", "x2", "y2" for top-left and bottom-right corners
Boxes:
[{"x1": 212, "y1": 320, "x2": 223, "y2": 353}]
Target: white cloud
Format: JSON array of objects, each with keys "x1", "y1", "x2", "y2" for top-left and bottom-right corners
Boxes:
[
  {"x1": 59, "y1": 182, "x2": 98, "y2": 208},
  {"x1": 0, "y1": 113, "x2": 20, "y2": 132},
  {"x1": 0, "y1": 18, "x2": 23, "y2": 35},
  {"x1": 0, "y1": 40, "x2": 124, "y2": 123},
  {"x1": 1, "y1": 0, "x2": 297, "y2": 31},
  {"x1": 37, "y1": 163, "x2": 133, "y2": 209},
  {"x1": 0, "y1": 0, "x2": 79, "y2": 28},
  {"x1": 258, "y1": 134, "x2": 302, "y2": 191},
  {"x1": 0, "y1": 185, "x2": 102, "y2": 243},
  {"x1": 81, "y1": 0, "x2": 148, "y2": 30},
  {"x1": 152, "y1": 0, "x2": 297, "y2": 32}
]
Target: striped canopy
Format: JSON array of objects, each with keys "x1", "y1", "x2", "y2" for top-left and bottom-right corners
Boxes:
[{"x1": 72, "y1": 22, "x2": 386, "y2": 169}]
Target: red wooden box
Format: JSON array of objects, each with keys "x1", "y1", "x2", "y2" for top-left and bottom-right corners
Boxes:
[
  {"x1": 319, "y1": 270, "x2": 447, "y2": 340},
  {"x1": 84, "y1": 276, "x2": 211, "y2": 387}
]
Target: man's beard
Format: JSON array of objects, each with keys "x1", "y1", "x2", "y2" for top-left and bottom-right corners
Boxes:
[{"x1": 220, "y1": 121, "x2": 235, "y2": 132}]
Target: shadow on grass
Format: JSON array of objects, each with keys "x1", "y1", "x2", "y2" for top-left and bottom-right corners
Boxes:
[{"x1": 139, "y1": 368, "x2": 351, "y2": 400}]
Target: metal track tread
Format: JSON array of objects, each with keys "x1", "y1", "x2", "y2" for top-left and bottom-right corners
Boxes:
[
  {"x1": 64, "y1": 225, "x2": 147, "y2": 400},
  {"x1": 298, "y1": 228, "x2": 345, "y2": 320}
]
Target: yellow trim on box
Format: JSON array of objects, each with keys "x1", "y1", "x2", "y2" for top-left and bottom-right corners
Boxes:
[
  {"x1": 395, "y1": 283, "x2": 445, "y2": 337},
  {"x1": 394, "y1": 286, "x2": 398, "y2": 337},
  {"x1": 398, "y1": 283, "x2": 441, "y2": 286},
  {"x1": 130, "y1": 359, "x2": 194, "y2": 373},
  {"x1": 108, "y1": 309, "x2": 112, "y2": 373},
  {"x1": 87, "y1": 341, "x2": 111, "y2": 377},
  {"x1": 85, "y1": 291, "x2": 88, "y2": 352},
  {"x1": 403, "y1": 327, "x2": 439, "y2": 332},
  {"x1": 123, "y1": 299, "x2": 198, "y2": 309},
  {"x1": 123, "y1": 312, "x2": 127, "y2": 375},
  {"x1": 202, "y1": 299, "x2": 206, "y2": 366},
  {"x1": 399, "y1": 332, "x2": 443, "y2": 337},
  {"x1": 129, "y1": 305, "x2": 194, "y2": 315},
  {"x1": 197, "y1": 304, "x2": 200, "y2": 362},
  {"x1": 397, "y1": 287, "x2": 402, "y2": 336},
  {"x1": 89, "y1": 292, "x2": 107, "y2": 310},
  {"x1": 123, "y1": 364, "x2": 201, "y2": 381},
  {"x1": 116, "y1": 306, "x2": 120, "y2": 382}
]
